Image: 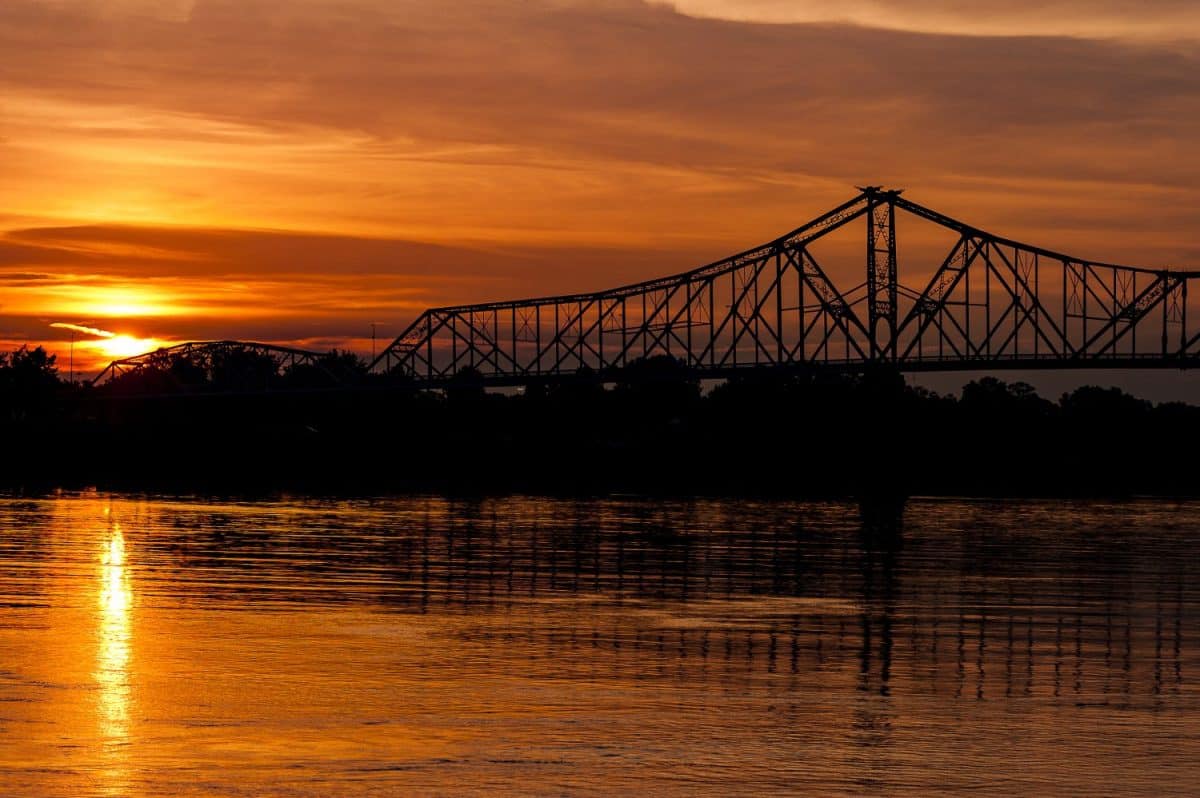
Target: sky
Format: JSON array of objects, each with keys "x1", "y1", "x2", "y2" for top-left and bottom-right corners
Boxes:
[{"x1": 2, "y1": 0, "x2": 1199, "y2": 388}]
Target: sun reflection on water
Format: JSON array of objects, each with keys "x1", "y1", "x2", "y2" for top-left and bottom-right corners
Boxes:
[{"x1": 97, "y1": 517, "x2": 132, "y2": 790}]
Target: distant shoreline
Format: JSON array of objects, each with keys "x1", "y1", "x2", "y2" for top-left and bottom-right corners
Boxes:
[{"x1": 1, "y1": 346, "x2": 1196, "y2": 500}]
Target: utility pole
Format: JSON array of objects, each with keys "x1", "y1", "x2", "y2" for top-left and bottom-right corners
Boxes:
[{"x1": 369, "y1": 322, "x2": 386, "y2": 362}]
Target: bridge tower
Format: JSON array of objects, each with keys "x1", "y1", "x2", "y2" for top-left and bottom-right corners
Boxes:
[{"x1": 863, "y1": 187, "x2": 900, "y2": 362}]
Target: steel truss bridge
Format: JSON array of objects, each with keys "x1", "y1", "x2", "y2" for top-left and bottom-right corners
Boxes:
[
  {"x1": 371, "y1": 187, "x2": 1200, "y2": 386},
  {"x1": 93, "y1": 341, "x2": 328, "y2": 386}
]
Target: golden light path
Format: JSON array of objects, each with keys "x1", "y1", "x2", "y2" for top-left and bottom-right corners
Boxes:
[{"x1": 97, "y1": 512, "x2": 132, "y2": 794}]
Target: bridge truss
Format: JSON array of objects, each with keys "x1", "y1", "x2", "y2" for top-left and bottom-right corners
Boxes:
[
  {"x1": 93, "y1": 340, "x2": 327, "y2": 387},
  {"x1": 371, "y1": 187, "x2": 1199, "y2": 385}
]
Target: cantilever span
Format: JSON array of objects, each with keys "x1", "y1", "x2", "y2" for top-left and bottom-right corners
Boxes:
[{"x1": 371, "y1": 187, "x2": 1200, "y2": 385}]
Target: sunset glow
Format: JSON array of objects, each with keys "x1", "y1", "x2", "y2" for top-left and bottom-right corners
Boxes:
[
  {"x1": 53, "y1": 286, "x2": 180, "y2": 320},
  {"x1": 89, "y1": 334, "x2": 169, "y2": 361},
  {"x1": 49, "y1": 321, "x2": 169, "y2": 367},
  {"x1": 0, "y1": 0, "x2": 1196, "y2": 381},
  {"x1": 1, "y1": 4, "x2": 1198, "y2": 795}
]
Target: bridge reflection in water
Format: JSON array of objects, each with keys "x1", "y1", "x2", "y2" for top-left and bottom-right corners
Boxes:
[
  {"x1": 0, "y1": 496, "x2": 1194, "y2": 795},
  {"x1": 155, "y1": 498, "x2": 1191, "y2": 706}
]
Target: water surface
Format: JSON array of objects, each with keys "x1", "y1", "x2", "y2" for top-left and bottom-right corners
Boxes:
[{"x1": 0, "y1": 494, "x2": 1196, "y2": 796}]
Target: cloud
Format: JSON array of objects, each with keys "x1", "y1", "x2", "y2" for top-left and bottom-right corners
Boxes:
[
  {"x1": 0, "y1": 223, "x2": 697, "y2": 288},
  {"x1": 2, "y1": 1, "x2": 1197, "y2": 193},
  {"x1": 50, "y1": 321, "x2": 116, "y2": 338},
  {"x1": 0, "y1": 222, "x2": 707, "y2": 366},
  {"x1": 662, "y1": 1, "x2": 1200, "y2": 40},
  {"x1": 0, "y1": 271, "x2": 54, "y2": 283},
  {"x1": 0, "y1": 0, "x2": 1197, "y2": 378}
]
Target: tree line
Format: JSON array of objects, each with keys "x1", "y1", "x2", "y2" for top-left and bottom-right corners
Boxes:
[{"x1": 0, "y1": 344, "x2": 1196, "y2": 497}]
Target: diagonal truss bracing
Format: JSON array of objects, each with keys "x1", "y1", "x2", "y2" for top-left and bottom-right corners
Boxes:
[
  {"x1": 92, "y1": 341, "x2": 331, "y2": 387},
  {"x1": 372, "y1": 187, "x2": 1200, "y2": 385}
]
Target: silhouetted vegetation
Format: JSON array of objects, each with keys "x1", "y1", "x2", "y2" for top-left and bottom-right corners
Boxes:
[
  {"x1": 104, "y1": 345, "x2": 370, "y2": 395},
  {"x1": 2, "y1": 344, "x2": 1199, "y2": 497},
  {"x1": 0, "y1": 346, "x2": 63, "y2": 421}
]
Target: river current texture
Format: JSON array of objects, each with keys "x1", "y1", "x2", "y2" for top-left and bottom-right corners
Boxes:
[{"x1": 0, "y1": 494, "x2": 1196, "y2": 796}]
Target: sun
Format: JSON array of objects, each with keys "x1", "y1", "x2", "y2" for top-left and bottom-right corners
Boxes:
[{"x1": 90, "y1": 335, "x2": 165, "y2": 360}]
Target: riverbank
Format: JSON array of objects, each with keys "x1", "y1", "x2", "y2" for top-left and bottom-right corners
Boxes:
[{"x1": 7, "y1": 369, "x2": 1199, "y2": 498}]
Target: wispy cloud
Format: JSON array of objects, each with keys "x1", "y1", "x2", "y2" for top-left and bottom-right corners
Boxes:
[
  {"x1": 50, "y1": 321, "x2": 116, "y2": 339},
  {"x1": 664, "y1": 0, "x2": 1200, "y2": 39}
]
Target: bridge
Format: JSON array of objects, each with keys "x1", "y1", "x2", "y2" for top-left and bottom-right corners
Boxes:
[
  {"x1": 370, "y1": 187, "x2": 1200, "y2": 386},
  {"x1": 92, "y1": 341, "x2": 332, "y2": 388},
  {"x1": 92, "y1": 187, "x2": 1200, "y2": 390}
]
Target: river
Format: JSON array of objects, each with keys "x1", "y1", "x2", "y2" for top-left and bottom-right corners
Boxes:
[{"x1": 0, "y1": 493, "x2": 1195, "y2": 796}]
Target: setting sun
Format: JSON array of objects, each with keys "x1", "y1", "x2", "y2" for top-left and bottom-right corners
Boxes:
[{"x1": 89, "y1": 335, "x2": 166, "y2": 361}]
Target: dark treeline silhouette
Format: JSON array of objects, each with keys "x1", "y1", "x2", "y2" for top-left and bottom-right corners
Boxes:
[
  {"x1": 3, "y1": 344, "x2": 1199, "y2": 496},
  {"x1": 102, "y1": 345, "x2": 369, "y2": 394}
]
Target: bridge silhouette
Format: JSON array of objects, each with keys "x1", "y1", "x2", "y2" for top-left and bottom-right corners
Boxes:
[
  {"x1": 370, "y1": 187, "x2": 1200, "y2": 386},
  {"x1": 93, "y1": 187, "x2": 1199, "y2": 388},
  {"x1": 92, "y1": 340, "x2": 332, "y2": 386}
]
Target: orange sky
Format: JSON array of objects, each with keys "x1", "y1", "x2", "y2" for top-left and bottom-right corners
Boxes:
[{"x1": 2, "y1": 0, "x2": 1198, "y2": 374}]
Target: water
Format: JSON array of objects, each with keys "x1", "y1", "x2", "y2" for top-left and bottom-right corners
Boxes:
[{"x1": 0, "y1": 493, "x2": 1196, "y2": 796}]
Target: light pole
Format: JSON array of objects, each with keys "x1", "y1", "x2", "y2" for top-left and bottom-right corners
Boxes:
[{"x1": 369, "y1": 322, "x2": 387, "y2": 362}]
